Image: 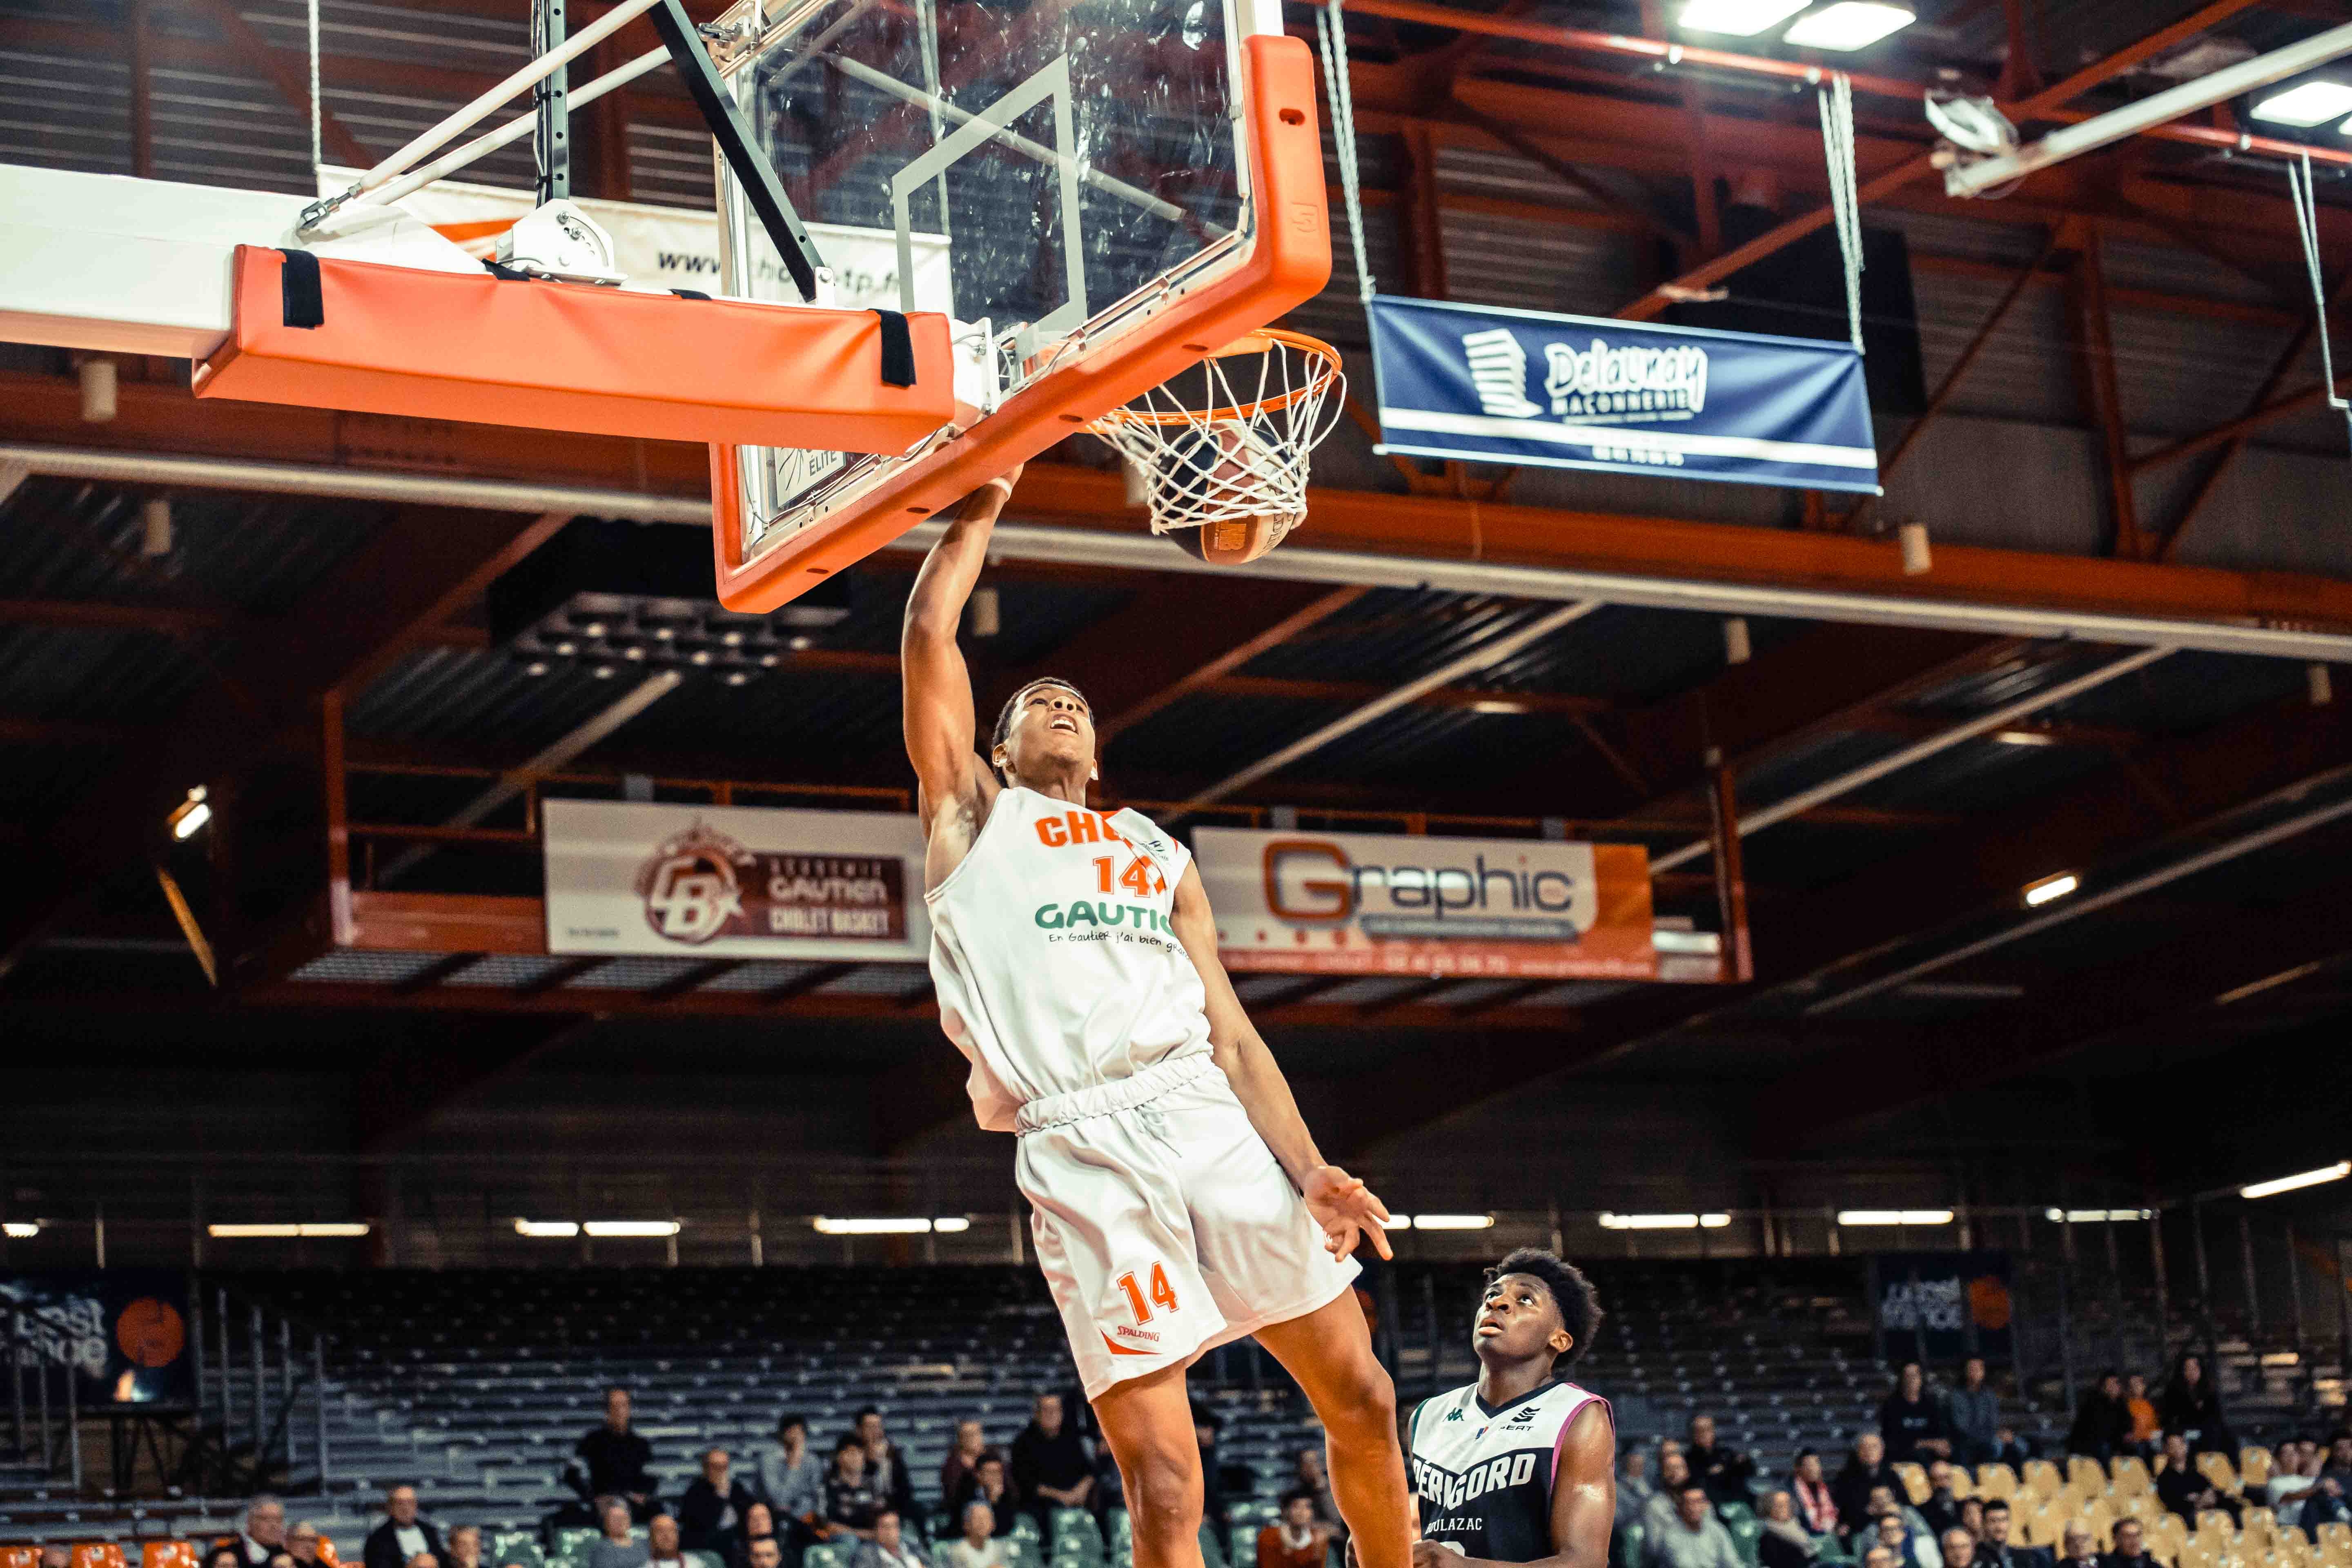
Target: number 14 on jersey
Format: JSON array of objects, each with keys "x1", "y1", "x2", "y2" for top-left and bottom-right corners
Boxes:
[
  {"x1": 1092, "y1": 855, "x2": 1166, "y2": 898},
  {"x1": 1116, "y1": 1263, "x2": 1180, "y2": 1324}
]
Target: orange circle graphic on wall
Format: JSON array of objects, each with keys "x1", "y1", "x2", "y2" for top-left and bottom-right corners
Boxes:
[{"x1": 116, "y1": 1298, "x2": 186, "y2": 1368}]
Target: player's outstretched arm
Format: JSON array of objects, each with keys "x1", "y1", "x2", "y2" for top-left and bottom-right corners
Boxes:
[
  {"x1": 902, "y1": 470, "x2": 1019, "y2": 875},
  {"x1": 1167, "y1": 862, "x2": 1394, "y2": 1263},
  {"x1": 1412, "y1": 1402, "x2": 1615, "y2": 1568}
]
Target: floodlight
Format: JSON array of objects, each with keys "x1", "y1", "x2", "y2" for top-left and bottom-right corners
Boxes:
[
  {"x1": 2241, "y1": 1162, "x2": 2352, "y2": 1199},
  {"x1": 1675, "y1": 0, "x2": 1809, "y2": 37},
  {"x1": 1412, "y1": 1214, "x2": 1497, "y2": 1231},
  {"x1": 2024, "y1": 872, "x2": 2079, "y2": 907},
  {"x1": 1783, "y1": 2, "x2": 1917, "y2": 50},
  {"x1": 2250, "y1": 81, "x2": 2352, "y2": 128},
  {"x1": 1838, "y1": 1209, "x2": 1956, "y2": 1225}
]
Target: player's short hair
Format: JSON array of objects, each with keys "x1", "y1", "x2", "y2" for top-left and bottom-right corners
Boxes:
[
  {"x1": 993, "y1": 678, "x2": 1090, "y2": 762},
  {"x1": 1486, "y1": 1247, "x2": 1603, "y2": 1366}
]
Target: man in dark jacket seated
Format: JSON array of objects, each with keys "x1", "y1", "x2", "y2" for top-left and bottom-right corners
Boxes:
[
  {"x1": 363, "y1": 1486, "x2": 446, "y2": 1568},
  {"x1": 1834, "y1": 1435, "x2": 1901, "y2": 1540},
  {"x1": 681, "y1": 1449, "x2": 762, "y2": 1555}
]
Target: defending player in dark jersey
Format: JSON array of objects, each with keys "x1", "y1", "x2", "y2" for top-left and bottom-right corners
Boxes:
[{"x1": 1406, "y1": 1249, "x2": 1615, "y2": 1568}]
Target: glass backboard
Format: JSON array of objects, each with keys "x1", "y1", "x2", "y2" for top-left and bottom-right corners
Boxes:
[{"x1": 703, "y1": 0, "x2": 1329, "y2": 610}]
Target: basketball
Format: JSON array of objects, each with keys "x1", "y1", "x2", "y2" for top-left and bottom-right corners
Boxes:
[{"x1": 1156, "y1": 421, "x2": 1303, "y2": 566}]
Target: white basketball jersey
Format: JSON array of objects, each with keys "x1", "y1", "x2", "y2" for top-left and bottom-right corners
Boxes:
[
  {"x1": 1410, "y1": 1379, "x2": 1609, "y2": 1563},
  {"x1": 926, "y1": 786, "x2": 1211, "y2": 1129}
]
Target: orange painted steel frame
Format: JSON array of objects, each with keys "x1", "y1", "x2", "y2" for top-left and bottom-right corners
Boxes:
[
  {"x1": 197, "y1": 247, "x2": 956, "y2": 451},
  {"x1": 708, "y1": 32, "x2": 1334, "y2": 612}
]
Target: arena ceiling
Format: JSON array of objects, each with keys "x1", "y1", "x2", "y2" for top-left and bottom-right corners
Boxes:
[{"x1": 3, "y1": 0, "x2": 2352, "y2": 1240}]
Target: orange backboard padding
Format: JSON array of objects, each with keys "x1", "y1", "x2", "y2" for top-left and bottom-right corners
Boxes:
[
  {"x1": 710, "y1": 31, "x2": 1335, "y2": 611},
  {"x1": 196, "y1": 247, "x2": 955, "y2": 454}
]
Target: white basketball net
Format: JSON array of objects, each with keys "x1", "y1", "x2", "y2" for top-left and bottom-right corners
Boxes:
[{"x1": 1089, "y1": 330, "x2": 1345, "y2": 545}]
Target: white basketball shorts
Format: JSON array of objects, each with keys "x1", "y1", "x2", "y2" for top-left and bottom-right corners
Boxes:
[{"x1": 1014, "y1": 1051, "x2": 1362, "y2": 1400}]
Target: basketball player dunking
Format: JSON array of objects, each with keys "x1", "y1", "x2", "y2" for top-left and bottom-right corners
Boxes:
[
  {"x1": 1407, "y1": 1250, "x2": 1616, "y2": 1568},
  {"x1": 903, "y1": 469, "x2": 1413, "y2": 1568}
]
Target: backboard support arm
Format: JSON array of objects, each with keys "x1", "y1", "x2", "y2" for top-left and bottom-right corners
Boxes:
[
  {"x1": 532, "y1": 0, "x2": 570, "y2": 202},
  {"x1": 649, "y1": 0, "x2": 827, "y2": 302}
]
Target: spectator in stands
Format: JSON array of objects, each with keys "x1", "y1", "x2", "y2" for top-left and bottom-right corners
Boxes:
[
  {"x1": 681, "y1": 1448, "x2": 760, "y2": 1554},
  {"x1": 951, "y1": 1454, "x2": 1019, "y2": 1538},
  {"x1": 940, "y1": 1421, "x2": 990, "y2": 1513},
  {"x1": 1864, "y1": 1550, "x2": 1900, "y2": 1568},
  {"x1": 287, "y1": 1523, "x2": 326, "y2": 1568},
  {"x1": 647, "y1": 1515, "x2": 690, "y2": 1568},
  {"x1": 1976, "y1": 1500, "x2": 2047, "y2": 1568},
  {"x1": 1941, "y1": 1531, "x2": 1976, "y2": 1568},
  {"x1": 581, "y1": 1388, "x2": 660, "y2": 1522},
  {"x1": 1010, "y1": 1393, "x2": 1094, "y2": 1525},
  {"x1": 589, "y1": 1499, "x2": 650, "y2": 1568},
  {"x1": 855, "y1": 1410, "x2": 919, "y2": 1522},
  {"x1": 1920, "y1": 1463, "x2": 1966, "y2": 1540},
  {"x1": 1296, "y1": 1448, "x2": 1344, "y2": 1540},
  {"x1": 2056, "y1": 1527, "x2": 2096, "y2": 1568},
  {"x1": 2067, "y1": 1373, "x2": 2129, "y2": 1463},
  {"x1": 2123, "y1": 1376, "x2": 2159, "y2": 1459},
  {"x1": 2156, "y1": 1432, "x2": 2239, "y2": 1526},
  {"x1": 826, "y1": 1436, "x2": 886, "y2": 1543},
  {"x1": 403, "y1": 1555, "x2": 433, "y2": 1568},
  {"x1": 732, "y1": 1504, "x2": 780, "y2": 1568},
  {"x1": 1882, "y1": 1363, "x2": 1954, "y2": 1463},
  {"x1": 760, "y1": 1416, "x2": 824, "y2": 1552},
  {"x1": 364, "y1": 1485, "x2": 447, "y2": 1568},
  {"x1": 1645, "y1": 1453, "x2": 1697, "y2": 1541},
  {"x1": 849, "y1": 1511, "x2": 925, "y2": 1568},
  {"x1": 1688, "y1": 1415, "x2": 1757, "y2": 1506},
  {"x1": 2098, "y1": 1519, "x2": 2160, "y2": 1568},
  {"x1": 2266, "y1": 1440, "x2": 2316, "y2": 1510},
  {"x1": 1874, "y1": 1513, "x2": 1941, "y2": 1568},
  {"x1": 227, "y1": 1495, "x2": 290, "y2": 1567},
  {"x1": 1958, "y1": 1500, "x2": 1984, "y2": 1543},
  {"x1": 1835, "y1": 1434, "x2": 1899, "y2": 1533},
  {"x1": 446, "y1": 1526, "x2": 486, "y2": 1568},
  {"x1": 207, "y1": 1549, "x2": 243, "y2": 1568},
  {"x1": 942, "y1": 1504, "x2": 1007, "y2": 1568},
  {"x1": 1991, "y1": 1431, "x2": 2031, "y2": 1470},
  {"x1": 746, "y1": 1542, "x2": 786, "y2": 1568},
  {"x1": 1759, "y1": 1491, "x2": 1822, "y2": 1568},
  {"x1": 1950, "y1": 1360, "x2": 2000, "y2": 1468},
  {"x1": 1258, "y1": 1492, "x2": 1333, "y2": 1568},
  {"x1": 1869, "y1": 1490, "x2": 1937, "y2": 1561},
  {"x1": 2160, "y1": 1357, "x2": 2234, "y2": 1457},
  {"x1": 1790, "y1": 1451, "x2": 1839, "y2": 1537},
  {"x1": 1647, "y1": 1483, "x2": 1743, "y2": 1568},
  {"x1": 1618, "y1": 1448, "x2": 1658, "y2": 1538},
  {"x1": 2293, "y1": 1443, "x2": 2348, "y2": 1530}
]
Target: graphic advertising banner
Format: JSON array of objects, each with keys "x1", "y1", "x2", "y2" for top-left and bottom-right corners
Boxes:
[
  {"x1": 1369, "y1": 295, "x2": 1881, "y2": 494},
  {"x1": 543, "y1": 800, "x2": 927, "y2": 959},
  {"x1": 1194, "y1": 829, "x2": 1655, "y2": 979},
  {"x1": 0, "y1": 1270, "x2": 194, "y2": 1404}
]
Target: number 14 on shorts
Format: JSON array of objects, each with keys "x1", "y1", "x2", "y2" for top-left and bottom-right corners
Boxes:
[{"x1": 1116, "y1": 1263, "x2": 1180, "y2": 1324}]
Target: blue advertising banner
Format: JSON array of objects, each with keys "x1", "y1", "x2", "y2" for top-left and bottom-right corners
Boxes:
[
  {"x1": 1867, "y1": 1251, "x2": 2013, "y2": 1363},
  {"x1": 1, "y1": 1270, "x2": 194, "y2": 1404},
  {"x1": 1368, "y1": 295, "x2": 1883, "y2": 495}
]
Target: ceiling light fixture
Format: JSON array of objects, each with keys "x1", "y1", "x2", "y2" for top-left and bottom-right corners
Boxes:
[
  {"x1": 169, "y1": 785, "x2": 212, "y2": 841},
  {"x1": 2044, "y1": 1207, "x2": 2156, "y2": 1223},
  {"x1": 1599, "y1": 1212, "x2": 1731, "y2": 1230},
  {"x1": 1782, "y1": 2, "x2": 1918, "y2": 50},
  {"x1": 207, "y1": 1222, "x2": 372, "y2": 1238},
  {"x1": 1411, "y1": 1214, "x2": 1497, "y2": 1231},
  {"x1": 514, "y1": 1219, "x2": 582, "y2": 1238},
  {"x1": 3, "y1": 1222, "x2": 40, "y2": 1239},
  {"x1": 1674, "y1": 0, "x2": 1809, "y2": 36},
  {"x1": 2250, "y1": 80, "x2": 2352, "y2": 127},
  {"x1": 813, "y1": 1216, "x2": 944, "y2": 1235},
  {"x1": 582, "y1": 1220, "x2": 681, "y2": 1238},
  {"x1": 2024, "y1": 871, "x2": 2079, "y2": 907},
  {"x1": 1838, "y1": 1209, "x2": 1956, "y2": 1225},
  {"x1": 2241, "y1": 1161, "x2": 2352, "y2": 1199}
]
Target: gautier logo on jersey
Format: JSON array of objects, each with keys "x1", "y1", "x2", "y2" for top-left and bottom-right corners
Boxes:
[{"x1": 1194, "y1": 827, "x2": 1656, "y2": 981}]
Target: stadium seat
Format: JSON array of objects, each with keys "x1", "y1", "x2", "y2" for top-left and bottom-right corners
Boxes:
[
  {"x1": 1893, "y1": 1463, "x2": 1931, "y2": 1505},
  {"x1": 1978, "y1": 1465, "x2": 2019, "y2": 1500},
  {"x1": 1227, "y1": 1526, "x2": 1259, "y2": 1567},
  {"x1": 492, "y1": 1535, "x2": 545, "y2": 1568},
  {"x1": 1198, "y1": 1523, "x2": 1229, "y2": 1568},
  {"x1": 2069, "y1": 1457, "x2": 2109, "y2": 1493},
  {"x1": 2, "y1": 1551, "x2": 40, "y2": 1568},
  {"x1": 2196, "y1": 1510, "x2": 2241, "y2": 1544},
  {"x1": 2198, "y1": 1454, "x2": 2243, "y2": 1496},
  {"x1": 2245, "y1": 1449, "x2": 2275, "y2": 1490},
  {"x1": 2022, "y1": 1461, "x2": 2064, "y2": 1501},
  {"x1": 804, "y1": 1547, "x2": 848, "y2": 1568},
  {"x1": 141, "y1": 1546, "x2": 198, "y2": 1568},
  {"x1": 74, "y1": 1546, "x2": 127, "y2": 1568},
  {"x1": 2249, "y1": 1510, "x2": 2281, "y2": 1546},
  {"x1": 2111, "y1": 1458, "x2": 2154, "y2": 1497},
  {"x1": 1725, "y1": 1514, "x2": 1764, "y2": 1567},
  {"x1": 554, "y1": 1530, "x2": 600, "y2": 1563}
]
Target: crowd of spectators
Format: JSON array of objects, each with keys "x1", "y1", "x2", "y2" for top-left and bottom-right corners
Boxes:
[
  {"x1": 270, "y1": 1383, "x2": 1351, "y2": 1568},
  {"x1": 1615, "y1": 1357, "x2": 2345, "y2": 1568}
]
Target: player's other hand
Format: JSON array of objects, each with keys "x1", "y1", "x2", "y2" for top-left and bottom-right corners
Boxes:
[
  {"x1": 1304, "y1": 1164, "x2": 1394, "y2": 1261},
  {"x1": 1410, "y1": 1541, "x2": 1466, "y2": 1568}
]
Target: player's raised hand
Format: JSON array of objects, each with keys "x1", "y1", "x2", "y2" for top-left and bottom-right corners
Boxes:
[{"x1": 1303, "y1": 1164, "x2": 1395, "y2": 1261}]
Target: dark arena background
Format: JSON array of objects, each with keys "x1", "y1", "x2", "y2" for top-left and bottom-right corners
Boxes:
[{"x1": 6, "y1": 1, "x2": 2352, "y2": 1568}]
